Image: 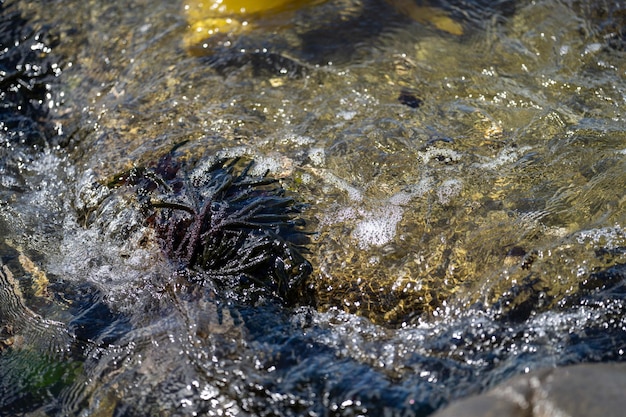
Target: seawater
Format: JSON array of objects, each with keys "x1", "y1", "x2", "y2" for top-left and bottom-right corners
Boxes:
[{"x1": 1, "y1": 0, "x2": 626, "y2": 416}]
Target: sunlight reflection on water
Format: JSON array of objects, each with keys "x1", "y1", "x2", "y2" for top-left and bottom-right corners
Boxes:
[{"x1": 1, "y1": 0, "x2": 626, "y2": 415}]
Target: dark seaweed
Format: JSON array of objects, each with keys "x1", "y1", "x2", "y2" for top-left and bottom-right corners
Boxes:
[{"x1": 122, "y1": 150, "x2": 312, "y2": 306}]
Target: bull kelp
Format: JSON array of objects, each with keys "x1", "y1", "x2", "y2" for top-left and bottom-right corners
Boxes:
[{"x1": 2, "y1": 0, "x2": 626, "y2": 416}]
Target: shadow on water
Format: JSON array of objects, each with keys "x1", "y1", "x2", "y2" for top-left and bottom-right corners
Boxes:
[{"x1": 2, "y1": 0, "x2": 626, "y2": 416}]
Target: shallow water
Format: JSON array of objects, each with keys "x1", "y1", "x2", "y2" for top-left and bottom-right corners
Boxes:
[{"x1": 1, "y1": 0, "x2": 626, "y2": 415}]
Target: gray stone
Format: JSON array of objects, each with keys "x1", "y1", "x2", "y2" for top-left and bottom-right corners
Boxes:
[{"x1": 433, "y1": 363, "x2": 626, "y2": 417}]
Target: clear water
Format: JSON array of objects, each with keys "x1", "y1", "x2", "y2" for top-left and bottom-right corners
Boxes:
[{"x1": 1, "y1": 0, "x2": 626, "y2": 415}]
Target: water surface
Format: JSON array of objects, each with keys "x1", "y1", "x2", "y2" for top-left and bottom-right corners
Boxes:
[{"x1": 1, "y1": 0, "x2": 626, "y2": 415}]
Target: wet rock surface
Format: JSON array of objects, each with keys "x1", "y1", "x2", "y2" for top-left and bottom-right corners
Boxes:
[{"x1": 433, "y1": 362, "x2": 626, "y2": 417}]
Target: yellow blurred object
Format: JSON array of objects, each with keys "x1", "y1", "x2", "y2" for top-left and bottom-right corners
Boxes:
[
  {"x1": 183, "y1": 0, "x2": 326, "y2": 51},
  {"x1": 188, "y1": 0, "x2": 317, "y2": 15},
  {"x1": 183, "y1": 0, "x2": 463, "y2": 53}
]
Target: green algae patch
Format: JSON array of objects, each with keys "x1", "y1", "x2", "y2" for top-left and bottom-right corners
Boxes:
[{"x1": 0, "y1": 348, "x2": 82, "y2": 411}]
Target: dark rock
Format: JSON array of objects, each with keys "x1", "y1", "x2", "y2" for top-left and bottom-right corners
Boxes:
[{"x1": 398, "y1": 90, "x2": 423, "y2": 108}]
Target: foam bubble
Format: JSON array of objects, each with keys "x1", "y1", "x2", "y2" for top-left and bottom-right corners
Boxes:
[
  {"x1": 476, "y1": 145, "x2": 532, "y2": 170},
  {"x1": 214, "y1": 146, "x2": 250, "y2": 160},
  {"x1": 320, "y1": 206, "x2": 357, "y2": 227},
  {"x1": 337, "y1": 110, "x2": 357, "y2": 120},
  {"x1": 281, "y1": 133, "x2": 314, "y2": 146},
  {"x1": 418, "y1": 148, "x2": 462, "y2": 164},
  {"x1": 315, "y1": 173, "x2": 431, "y2": 249},
  {"x1": 213, "y1": 147, "x2": 294, "y2": 176},
  {"x1": 311, "y1": 168, "x2": 363, "y2": 202},
  {"x1": 576, "y1": 224, "x2": 625, "y2": 247},
  {"x1": 352, "y1": 206, "x2": 404, "y2": 249},
  {"x1": 437, "y1": 179, "x2": 463, "y2": 205},
  {"x1": 389, "y1": 178, "x2": 432, "y2": 206},
  {"x1": 246, "y1": 154, "x2": 294, "y2": 177},
  {"x1": 307, "y1": 147, "x2": 326, "y2": 166}
]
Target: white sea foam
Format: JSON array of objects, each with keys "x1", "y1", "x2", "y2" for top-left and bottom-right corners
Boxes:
[
  {"x1": 311, "y1": 168, "x2": 363, "y2": 202},
  {"x1": 281, "y1": 133, "x2": 314, "y2": 146},
  {"x1": 576, "y1": 224, "x2": 625, "y2": 247},
  {"x1": 337, "y1": 110, "x2": 357, "y2": 121},
  {"x1": 307, "y1": 147, "x2": 326, "y2": 166},
  {"x1": 437, "y1": 179, "x2": 463, "y2": 205},
  {"x1": 475, "y1": 146, "x2": 533, "y2": 170},
  {"x1": 247, "y1": 154, "x2": 293, "y2": 176},
  {"x1": 352, "y1": 205, "x2": 404, "y2": 249},
  {"x1": 317, "y1": 175, "x2": 432, "y2": 249},
  {"x1": 418, "y1": 148, "x2": 462, "y2": 164},
  {"x1": 213, "y1": 147, "x2": 294, "y2": 176}
]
